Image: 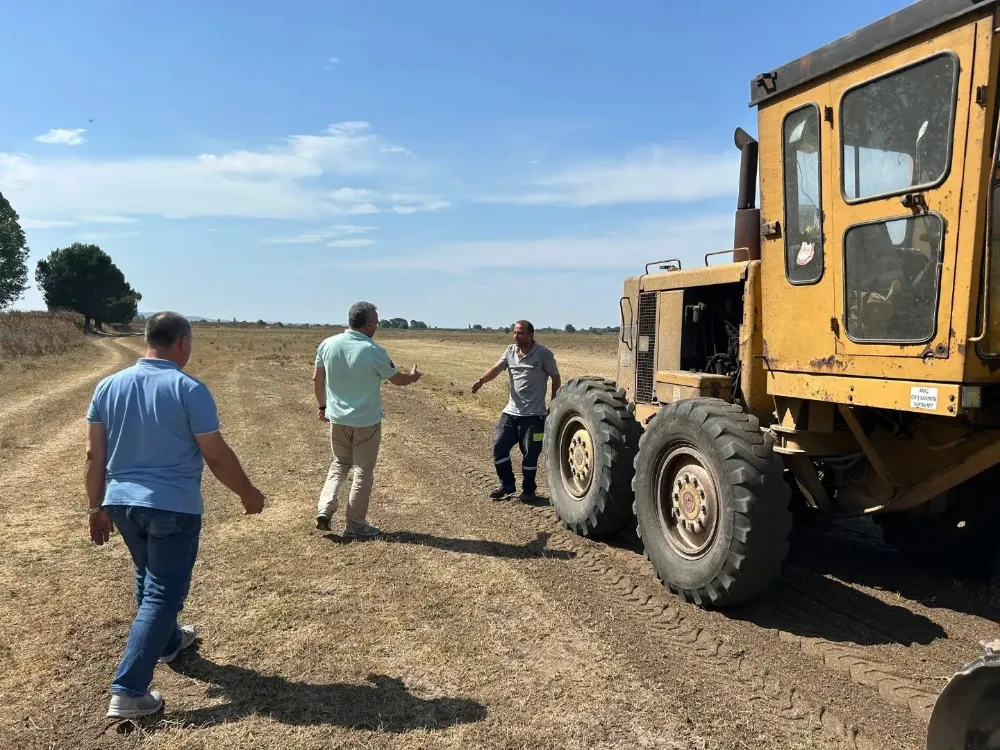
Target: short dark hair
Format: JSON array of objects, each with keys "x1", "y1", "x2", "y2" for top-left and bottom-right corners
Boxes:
[
  {"x1": 145, "y1": 312, "x2": 192, "y2": 348},
  {"x1": 514, "y1": 319, "x2": 534, "y2": 334},
  {"x1": 348, "y1": 301, "x2": 378, "y2": 329}
]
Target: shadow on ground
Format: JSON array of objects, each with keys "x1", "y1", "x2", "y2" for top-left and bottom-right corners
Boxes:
[
  {"x1": 325, "y1": 529, "x2": 576, "y2": 560},
  {"x1": 728, "y1": 567, "x2": 949, "y2": 646},
  {"x1": 166, "y1": 650, "x2": 486, "y2": 732},
  {"x1": 585, "y1": 511, "x2": 955, "y2": 645},
  {"x1": 787, "y1": 518, "x2": 1000, "y2": 624}
]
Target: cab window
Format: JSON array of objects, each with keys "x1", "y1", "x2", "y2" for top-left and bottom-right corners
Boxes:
[
  {"x1": 782, "y1": 104, "x2": 823, "y2": 284},
  {"x1": 840, "y1": 53, "x2": 958, "y2": 202},
  {"x1": 843, "y1": 214, "x2": 944, "y2": 343}
]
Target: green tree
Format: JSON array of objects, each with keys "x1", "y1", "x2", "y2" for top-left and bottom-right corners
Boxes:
[
  {"x1": 104, "y1": 290, "x2": 142, "y2": 326},
  {"x1": 0, "y1": 191, "x2": 30, "y2": 310},
  {"x1": 34, "y1": 243, "x2": 142, "y2": 332},
  {"x1": 409, "y1": 320, "x2": 428, "y2": 330},
  {"x1": 564, "y1": 324, "x2": 576, "y2": 333}
]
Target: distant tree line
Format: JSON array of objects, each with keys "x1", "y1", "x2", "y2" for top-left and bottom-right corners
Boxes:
[
  {"x1": 0, "y1": 189, "x2": 142, "y2": 332},
  {"x1": 467, "y1": 323, "x2": 618, "y2": 334},
  {"x1": 379, "y1": 318, "x2": 429, "y2": 330}
]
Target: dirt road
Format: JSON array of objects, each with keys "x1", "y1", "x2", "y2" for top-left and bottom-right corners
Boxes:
[{"x1": 1, "y1": 329, "x2": 997, "y2": 750}]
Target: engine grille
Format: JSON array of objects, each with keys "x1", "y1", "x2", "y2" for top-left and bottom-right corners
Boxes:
[{"x1": 635, "y1": 291, "x2": 657, "y2": 403}]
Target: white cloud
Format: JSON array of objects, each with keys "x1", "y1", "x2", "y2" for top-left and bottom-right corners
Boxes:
[
  {"x1": 34, "y1": 128, "x2": 87, "y2": 146},
  {"x1": 346, "y1": 213, "x2": 734, "y2": 273},
  {"x1": 323, "y1": 56, "x2": 339, "y2": 69},
  {"x1": 0, "y1": 122, "x2": 425, "y2": 222},
  {"x1": 262, "y1": 224, "x2": 376, "y2": 245},
  {"x1": 22, "y1": 218, "x2": 77, "y2": 229},
  {"x1": 74, "y1": 230, "x2": 140, "y2": 242},
  {"x1": 385, "y1": 193, "x2": 451, "y2": 214},
  {"x1": 328, "y1": 238, "x2": 375, "y2": 248},
  {"x1": 482, "y1": 145, "x2": 739, "y2": 207},
  {"x1": 80, "y1": 214, "x2": 137, "y2": 224}
]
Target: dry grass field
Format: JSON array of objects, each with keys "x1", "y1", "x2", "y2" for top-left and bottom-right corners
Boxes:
[{"x1": 2, "y1": 326, "x2": 999, "y2": 750}]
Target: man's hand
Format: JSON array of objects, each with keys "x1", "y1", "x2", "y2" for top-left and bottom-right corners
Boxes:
[
  {"x1": 389, "y1": 365, "x2": 422, "y2": 386},
  {"x1": 89, "y1": 509, "x2": 112, "y2": 545},
  {"x1": 472, "y1": 363, "x2": 503, "y2": 395},
  {"x1": 318, "y1": 407, "x2": 329, "y2": 423},
  {"x1": 240, "y1": 486, "x2": 266, "y2": 514}
]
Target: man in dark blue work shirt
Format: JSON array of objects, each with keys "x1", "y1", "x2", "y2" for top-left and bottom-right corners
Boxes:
[
  {"x1": 85, "y1": 312, "x2": 266, "y2": 720},
  {"x1": 472, "y1": 320, "x2": 561, "y2": 501}
]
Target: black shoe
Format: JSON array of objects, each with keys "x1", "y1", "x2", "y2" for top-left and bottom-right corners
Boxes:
[
  {"x1": 489, "y1": 486, "x2": 516, "y2": 501},
  {"x1": 519, "y1": 491, "x2": 538, "y2": 503},
  {"x1": 315, "y1": 515, "x2": 331, "y2": 531}
]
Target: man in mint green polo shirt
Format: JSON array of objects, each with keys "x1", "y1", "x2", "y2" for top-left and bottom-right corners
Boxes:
[{"x1": 312, "y1": 301, "x2": 422, "y2": 538}]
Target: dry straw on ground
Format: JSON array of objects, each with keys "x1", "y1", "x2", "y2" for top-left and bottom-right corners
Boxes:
[
  {"x1": 0, "y1": 310, "x2": 87, "y2": 359},
  {"x1": 1, "y1": 326, "x2": 996, "y2": 749}
]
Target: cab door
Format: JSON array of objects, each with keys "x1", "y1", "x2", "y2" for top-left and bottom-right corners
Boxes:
[
  {"x1": 757, "y1": 81, "x2": 840, "y2": 376},
  {"x1": 826, "y1": 23, "x2": 976, "y2": 375}
]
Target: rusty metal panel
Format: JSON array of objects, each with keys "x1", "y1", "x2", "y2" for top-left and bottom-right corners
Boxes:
[
  {"x1": 749, "y1": 0, "x2": 996, "y2": 107},
  {"x1": 739, "y1": 261, "x2": 771, "y2": 420},
  {"x1": 655, "y1": 291, "x2": 683, "y2": 373},
  {"x1": 639, "y1": 262, "x2": 749, "y2": 293},
  {"x1": 767, "y1": 370, "x2": 962, "y2": 417},
  {"x1": 655, "y1": 371, "x2": 733, "y2": 404}
]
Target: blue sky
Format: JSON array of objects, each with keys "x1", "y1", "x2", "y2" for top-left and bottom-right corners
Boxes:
[{"x1": 4, "y1": 0, "x2": 909, "y2": 328}]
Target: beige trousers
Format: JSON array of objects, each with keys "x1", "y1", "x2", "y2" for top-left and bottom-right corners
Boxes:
[{"x1": 317, "y1": 422, "x2": 382, "y2": 531}]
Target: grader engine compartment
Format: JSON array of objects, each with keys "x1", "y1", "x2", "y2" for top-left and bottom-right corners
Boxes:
[{"x1": 634, "y1": 281, "x2": 745, "y2": 408}]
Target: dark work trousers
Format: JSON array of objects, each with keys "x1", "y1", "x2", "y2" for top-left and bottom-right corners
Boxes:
[{"x1": 492, "y1": 413, "x2": 545, "y2": 493}]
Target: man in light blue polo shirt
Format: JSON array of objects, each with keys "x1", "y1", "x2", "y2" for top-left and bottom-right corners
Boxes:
[
  {"x1": 313, "y1": 301, "x2": 422, "y2": 537},
  {"x1": 86, "y1": 312, "x2": 266, "y2": 720}
]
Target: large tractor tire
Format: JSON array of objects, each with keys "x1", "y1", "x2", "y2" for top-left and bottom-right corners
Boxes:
[
  {"x1": 544, "y1": 377, "x2": 640, "y2": 538},
  {"x1": 874, "y1": 466, "x2": 1000, "y2": 578},
  {"x1": 632, "y1": 398, "x2": 792, "y2": 608}
]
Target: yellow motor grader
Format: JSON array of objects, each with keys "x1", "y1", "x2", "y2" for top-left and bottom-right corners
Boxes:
[{"x1": 542, "y1": 1, "x2": 1000, "y2": 745}]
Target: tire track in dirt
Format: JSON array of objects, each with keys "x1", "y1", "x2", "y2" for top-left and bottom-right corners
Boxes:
[
  {"x1": 0, "y1": 338, "x2": 141, "y2": 549},
  {"x1": 388, "y1": 386, "x2": 998, "y2": 737},
  {"x1": 383, "y1": 390, "x2": 920, "y2": 750},
  {"x1": 0, "y1": 337, "x2": 136, "y2": 426}
]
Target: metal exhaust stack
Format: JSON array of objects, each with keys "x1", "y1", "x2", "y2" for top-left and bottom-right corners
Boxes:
[{"x1": 733, "y1": 127, "x2": 761, "y2": 261}]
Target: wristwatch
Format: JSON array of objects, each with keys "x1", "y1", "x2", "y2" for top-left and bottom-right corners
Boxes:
[
  {"x1": 318, "y1": 405, "x2": 326, "y2": 412},
  {"x1": 87, "y1": 506, "x2": 104, "y2": 515}
]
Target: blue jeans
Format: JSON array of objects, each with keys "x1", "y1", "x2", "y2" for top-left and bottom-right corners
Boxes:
[{"x1": 106, "y1": 505, "x2": 201, "y2": 697}]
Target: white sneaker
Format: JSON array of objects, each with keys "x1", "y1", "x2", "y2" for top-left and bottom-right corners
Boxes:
[
  {"x1": 106, "y1": 689, "x2": 164, "y2": 719},
  {"x1": 159, "y1": 625, "x2": 198, "y2": 664},
  {"x1": 344, "y1": 522, "x2": 381, "y2": 540}
]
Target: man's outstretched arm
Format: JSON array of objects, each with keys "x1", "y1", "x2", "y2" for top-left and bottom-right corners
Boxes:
[
  {"x1": 472, "y1": 362, "x2": 505, "y2": 394},
  {"x1": 389, "y1": 365, "x2": 422, "y2": 386}
]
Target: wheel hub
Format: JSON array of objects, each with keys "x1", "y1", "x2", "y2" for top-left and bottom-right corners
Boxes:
[
  {"x1": 558, "y1": 416, "x2": 596, "y2": 499},
  {"x1": 672, "y1": 473, "x2": 709, "y2": 534},
  {"x1": 655, "y1": 448, "x2": 720, "y2": 559},
  {"x1": 567, "y1": 429, "x2": 594, "y2": 486}
]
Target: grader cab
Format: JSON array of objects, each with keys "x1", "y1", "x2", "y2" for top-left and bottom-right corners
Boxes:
[{"x1": 542, "y1": 1, "x2": 1000, "y2": 745}]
